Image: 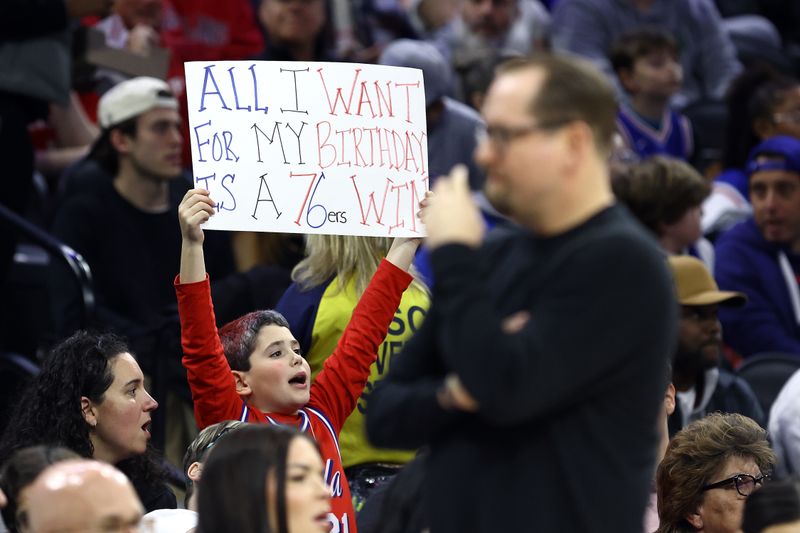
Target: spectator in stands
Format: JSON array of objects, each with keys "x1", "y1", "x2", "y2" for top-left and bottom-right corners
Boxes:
[
  {"x1": 276, "y1": 232, "x2": 429, "y2": 510},
  {"x1": 769, "y1": 369, "x2": 800, "y2": 477},
  {"x1": 656, "y1": 412, "x2": 775, "y2": 533},
  {"x1": 666, "y1": 255, "x2": 764, "y2": 436},
  {"x1": 706, "y1": 68, "x2": 800, "y2": 236},
  {"x1": 379, "y1": 38, "x2": 486, "y2": 190},
  {"x1": 612, "y1": 156, "x2": 713, "y2": 266},
  {"x1": 449, "y1": 0, "x2": 550, "y2": 60},
  {"x1": 195, "y1": 425, "x2": 330, "y2": 533},
  {"x1": 51, "y1": 77, "x2": 242, "y2": 437},
  {"x1": 446, "y1": 0, "x2": 550, "y2": 100},
  {"x1": 367, "y1": 54, "x2": 676, "y2": 533},
  {"x1": 405, "y1": 0, "x2": 460, "y2": 56},
  {"x1": 0, "y1": 445, "x2": 79, "y2": 533},
  {"x1": 176, "y1": 187, "x2": 420, "y2": 533},
  {"x1": 126, "y1": 422, "x2": 244, "y2": 533},
  {"x1": 715, "y1": 136, "x2": 800, "y2": 358},
  {"x1": 551, "y1": 0, "x2": 741, "y2": 108},
  {"x1": 17, "y1": 459, "x2": 144, "y2": 533},
  {"x1": 161, "y1": 0, "x2": 264, "y2": 167},
  {"x1": 255, "y1": 0, "x2": 335, "y2": 62},
  {"x1": 182, "y1": 420, "x2": 245, "y2": 511},
  {"x1": 610, "y1": 29, "x2": 693, "y2": 161},
  {"x1": 95, "y1": 0, "x2": 163, "y2": 55},
  {"x1": 742, "y1": 477, "x2": 800, "y2": 533},
  {"x1": 0, "y1": 331, "x2": 176, "y2": 512}
]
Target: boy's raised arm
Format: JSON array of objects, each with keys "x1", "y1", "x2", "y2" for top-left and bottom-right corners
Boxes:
[
  {"x1": 176, "y1": 188, "x2": 241, "y2": 429},
  {"x1": 309, "y1": 236, "x2": 420, "y2": 431},
  {"x1": 178, "y1": 188, "x2": 215, "y2": 284}
]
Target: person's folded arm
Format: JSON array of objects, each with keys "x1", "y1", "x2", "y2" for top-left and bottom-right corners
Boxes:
[{"x1": 431, "y1": 236, "x2": 676, "y2": 427}]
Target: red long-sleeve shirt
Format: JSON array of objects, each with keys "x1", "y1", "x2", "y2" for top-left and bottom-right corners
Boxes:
[{"x1": 176, "y1": 259, "x2": 411, "y2": 533}]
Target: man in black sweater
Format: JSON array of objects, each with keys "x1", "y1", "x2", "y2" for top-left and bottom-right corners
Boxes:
[
  {"x1": 366, "y1": 55, "x2": 677, "y2": 533},
  {"x1": 52, "y1": 77, "x2": 236, "y2": 357}
]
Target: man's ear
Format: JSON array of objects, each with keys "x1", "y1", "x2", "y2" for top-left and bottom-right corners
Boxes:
[
  {"x1": 562, "y1": 121, "x2": 593, "y2": 174},
  {"x1": 665, "y1": 382, "x2": 677, "y2": 416},
  {"x1": 187, "y1": 461, "x2": 203, "y2": 483},
  {"x1": 231, "y1": 371, "x2": 251, "y2": 398},
  {"x1": 81, "y1": 396, "x2": 98, "y2": 428},
  {"x1": 686, "y1": 508, "x2": 703, "y2": 530},
  {"x1": 109, "y1": 128, "x2": 132, "y2": 155}
]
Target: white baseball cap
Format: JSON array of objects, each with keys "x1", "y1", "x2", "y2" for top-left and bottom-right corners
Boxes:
[{"x1": 97, "y1": 77, "x2": 178, "y2": 128}]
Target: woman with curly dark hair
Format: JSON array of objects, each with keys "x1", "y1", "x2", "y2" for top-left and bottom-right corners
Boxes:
[{"x1": 0, "y1": 330, "x2": 176, "y2": 511}]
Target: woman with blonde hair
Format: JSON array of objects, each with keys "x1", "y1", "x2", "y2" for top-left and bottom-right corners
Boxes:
[{"x1": 276, "y1": 234, "x2": 429, "y2": 510}]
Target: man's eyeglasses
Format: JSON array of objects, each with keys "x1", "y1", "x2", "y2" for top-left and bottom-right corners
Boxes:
[
  {"x1": 475, "y1": 122, "x2": 564, "y2": 152},
  {"x1": 702, "y1": 473, "x2": 770, "y2": 497}
]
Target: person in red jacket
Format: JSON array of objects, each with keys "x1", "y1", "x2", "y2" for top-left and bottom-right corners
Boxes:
[{"x1": 175, "y1": 188, "x2": 419, "y2": 533}]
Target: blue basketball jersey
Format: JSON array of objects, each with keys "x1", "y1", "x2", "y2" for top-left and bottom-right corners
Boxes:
[{"x1": 616, "y1": 105, "x2": 693, "y2": 160}]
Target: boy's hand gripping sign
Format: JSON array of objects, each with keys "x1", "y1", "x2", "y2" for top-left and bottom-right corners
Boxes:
[{"x1": 185, "y1": 61, "x2": 428, "y2": 237}]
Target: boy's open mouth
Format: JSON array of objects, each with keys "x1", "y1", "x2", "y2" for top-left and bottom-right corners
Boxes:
[{"x1": 289, "y1": 372, "x2": 308, "y2": 387}]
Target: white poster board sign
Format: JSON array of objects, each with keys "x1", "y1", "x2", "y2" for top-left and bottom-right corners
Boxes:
[{"x1": 185, "y1": 61, "x2": 428, "y2": 237}]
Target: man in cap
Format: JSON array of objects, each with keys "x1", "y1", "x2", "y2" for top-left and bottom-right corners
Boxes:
[
  {"x1": 52, "y1": 76, "x2": 235, "y2": 342},
  {"x1": 715, "y1": 135, "x2": 800, "y2": 358},
  {"x1": 667, "y1": 255, "x2": 764, "y2": 435},
  {"x1": 17, "y1": 459, "x2": 145, "y2": 533}
]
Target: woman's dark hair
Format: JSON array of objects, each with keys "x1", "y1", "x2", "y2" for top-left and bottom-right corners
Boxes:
[
  {"x1": 742, "y1": 477, "x2": 800, "y2": 533},
  {"x1": 0, "y1": 331, "x2": 167, "y2": 503},
  {"x1": 196, "y1": 425, "x2": 317, "y2": 533},
  {"x1": 0, "y1": 445, "x2": 80, "y2": 532},
  {"x1": 722, "y1": 65, "x2": 799, "y2": 169}
]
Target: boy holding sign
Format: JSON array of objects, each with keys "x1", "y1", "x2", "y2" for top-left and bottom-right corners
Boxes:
[{"x1": 175, "y1": 188, "x2": 419, "y2": 533}]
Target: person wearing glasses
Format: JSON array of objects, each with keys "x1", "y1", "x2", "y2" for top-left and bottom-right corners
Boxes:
[
  {"x1": 656, "y1": 412, "x2": 775, "y2": 533},
  {"x1": 742, "y1": 476, "x2": 800, "y2": 533},
  {"x1": 367, "y1": 54, "x2": 677, "y2": 533}
]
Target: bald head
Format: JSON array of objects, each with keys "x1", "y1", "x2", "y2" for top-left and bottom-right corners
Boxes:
[{"x1": 19, "y1": 460, "x2": 143, "y2": 533}]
